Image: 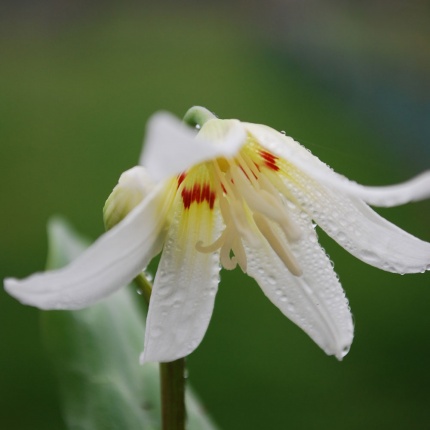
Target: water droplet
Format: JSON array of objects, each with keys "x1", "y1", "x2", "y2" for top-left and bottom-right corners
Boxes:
[
  {"x1": 359, "y1": 250, "x2": 380, "y2": 265},
  {"x1": 280, "y1": 130, "x2": 286, "y2": 135},
  {"x1": 275, "y1": 288, "x2": 282, "y2": 296},
  {"x1": 144, "y1": 271, "x2": 154, "y2": 282},
  {"x1": 267, "y1": 275, "x2": 276, "y2": 285},
  {"x1": 341, "y1": 344, "x2": 350, "y2": 358},
  {"x1": 151, "y1": 326, "x2": 163, "y2": 338},
  {"x1": 286, "y1": 303, "x2": 295, "y2": 312},
  {"x1": 280, "y1": 295, "x2": 288, "y2": 302},
  {"x1": 336, "y1": 232, "x2": 347, "y2": 243}
]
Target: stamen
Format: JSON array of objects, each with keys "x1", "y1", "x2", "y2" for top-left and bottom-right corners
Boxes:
[
  {"x1": 229, "y1": 200, "x2": 260, "y2": 247},
  {"x1": 230, "y1": 167, "x2": 301, "y2": 242},
  {"x1": 235, "y1": 153, "x2": 259, "y2": 187},
  {"x1": 195, "y1": 233, "x2": 227, "y2": 253},
  {"x1": 185, "y1": 150, "x2": 302, "y2": 277},
  {"x1": 232, "y1": 236, "x2": 247, "y2": 273},
  {"x1": 220, "y1": 238, "x2": 237, "y2": 270},
  {"x1": 240, "y1": 151, "x2": 263, "y2": 180},
  {"x1": 253, "y1": 214, "x2": 302, "y2": 276}
]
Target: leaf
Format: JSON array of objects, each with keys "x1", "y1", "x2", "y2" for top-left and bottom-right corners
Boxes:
[{"x1": 41, "y1": 217, "x2": 219, "y2": 430}]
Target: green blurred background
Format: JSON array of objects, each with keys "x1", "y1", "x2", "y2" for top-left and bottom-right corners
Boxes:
[{"x1": 1, "y1": 1, "x2": 429, "y2": 428}]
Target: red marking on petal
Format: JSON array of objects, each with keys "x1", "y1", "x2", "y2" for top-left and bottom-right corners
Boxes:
[
  {"x1": 259, "y1": 150, "x2": 279, "y2": 171},
  {"x1": 181, "y1": 182, "x2": 216, "y2": 209},
  {"x1": 177, "y1": 172, "x2": 186, "y2": 188},
  {"x1": 239, "y1": 164, "x2": 258, "y2": 180}
]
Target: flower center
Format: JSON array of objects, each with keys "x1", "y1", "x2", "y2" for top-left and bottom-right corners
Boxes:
[{"x1": 194, "y1": 147, "x2": 303, "y2": 276}]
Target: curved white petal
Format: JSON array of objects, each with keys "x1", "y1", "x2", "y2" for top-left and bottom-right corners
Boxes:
[
  {"x1": 140, "y1": 112, "x2": 246, "y2": 181},
  {"x1": 245, "y1": 207, "x2": 354, "y2": 360},
  {"x1": 284, "y1": 171, "x2": 430, "y2": 274},
  {"x1": 141, "y1": 200, "x2": 222, "y2": 363},
  {"x1": 4, "y1": 182, "x2": 172, "y2": 310},
  {"x1": 103, "y1": 166, "x2": 156, "y2": 230},
  {"x1": 246, "y1": 123, "x2": 430, "y2": 207}
]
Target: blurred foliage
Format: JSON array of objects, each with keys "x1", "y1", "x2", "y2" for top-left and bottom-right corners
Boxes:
[
  {"x1": 1, "y1": 2, "x2": 429, "y2": 430},
  {"x1": 41, "y1": 217, "x2": 218, "y2": 430}
]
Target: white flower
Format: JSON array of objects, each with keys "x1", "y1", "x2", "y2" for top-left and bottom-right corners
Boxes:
[{"x1": 5, "y1": 108, "x2": 430, "y2": 363}]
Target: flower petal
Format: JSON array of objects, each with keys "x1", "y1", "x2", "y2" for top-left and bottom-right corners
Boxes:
[
  {"x1": 141, "y1": 197, "x2": 222, "y2": 363},
  {"x1": 4, "y1": 182, "x2": 173, "y2": 310},
  {"x1": 284, "y1": 169, "x2": 430, "y2": 274},
  {"x1": 245, "y1": 206, "x2": 354, "y2": 360},
  {"x1": 246, "y1": 123, "x2": 430, "y2": 207},
  {"x1": 140, "y1": 112, "x2": 246, "y2": 181}
]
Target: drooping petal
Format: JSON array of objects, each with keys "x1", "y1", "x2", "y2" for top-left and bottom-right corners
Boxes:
[
  {"x1": 283, "y1": 168, "x2": 430, "y2": 274},
  {"x1": 4, "y1": 182, "x2": 174, "y2": 310},
  {"x1": 140, "y1": 112, "x2": 246, "y2": 181},
  {"x1": 246, "y1": 123, "x2": 430, "y2": 207},
  {"x1": 245, "y1": 206, "x2": 354, "y2": 360},
  {"x1": 141, "y1": 189, "x2": 222, "y2": 363}
]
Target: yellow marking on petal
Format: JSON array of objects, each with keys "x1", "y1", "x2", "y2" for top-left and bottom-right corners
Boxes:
[{"x1": 175, "y1": 138, "x2": 305, "y2": 277}]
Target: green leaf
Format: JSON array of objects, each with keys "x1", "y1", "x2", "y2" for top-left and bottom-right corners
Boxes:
[{"x1": 41, "y1": 217, "x2": 218, "y2": 430}]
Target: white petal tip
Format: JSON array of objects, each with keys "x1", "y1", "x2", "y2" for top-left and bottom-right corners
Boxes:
[
  {"x1": 334, "y1": 344, "x2": 351, "y2": 361},
  {"x1": 139, "y1": 345, "x2": 187, "y2": 364},
  {"x1": 4, "y1": 277, "x2": 19, "y2": 297},
  {"x1": 139, "y1": 351, "x2": 147, "y2": 365}
]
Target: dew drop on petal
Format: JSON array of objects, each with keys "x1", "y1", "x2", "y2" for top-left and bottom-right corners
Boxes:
[
  {"x1": 358, "y1": 250, "x2": 381, "y2": 266},
  {"x1": 286, "y1": 303, "x2": 295, "y2": 313},
  {"x1": 173, "y1": 300, "x2": 182, "y2": 308},
  {"x1": 144, "y1": 271, "x2": 154, "y2": 282},
  {"x1": 340, "y1": 344, "x2": 350, "y2": 358},
  {"x1": 267, "y1": 275, "x2": 277, "y2": 285},
  {"x1": 150, "y1": 325, "x2": 163, "y2": 338},
  {"x1": 336, "y1": 231, "x2": 347, "y2": 243}
]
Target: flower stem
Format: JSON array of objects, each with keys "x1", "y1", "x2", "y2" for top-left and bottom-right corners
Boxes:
[
  {"x1": 160, "y1": 359, "x2": 186, "y2": 430},
  {"x1": 134, "y1": 273, "x2": 153, "y2": 305},
  {"x1": 134, "y1": 273, "x2": 186, "y2": 430},
  {"x1": 183, "y1": 106, "x2": 217, "y2": 128}
]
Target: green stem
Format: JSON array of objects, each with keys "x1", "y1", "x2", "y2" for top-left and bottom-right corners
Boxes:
[
  {"x1": 134, "y1": 273, "x2": 186, "y2": 430},
  {"x1": 160, "y1": 359, "x2": 186, "y2": 430},
  {"x1": 134, "y1": 273, "x2": 153, "y2": 305},
  {"x1": 183, "y1": 106, "x2": 217, "y2": 128}
]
